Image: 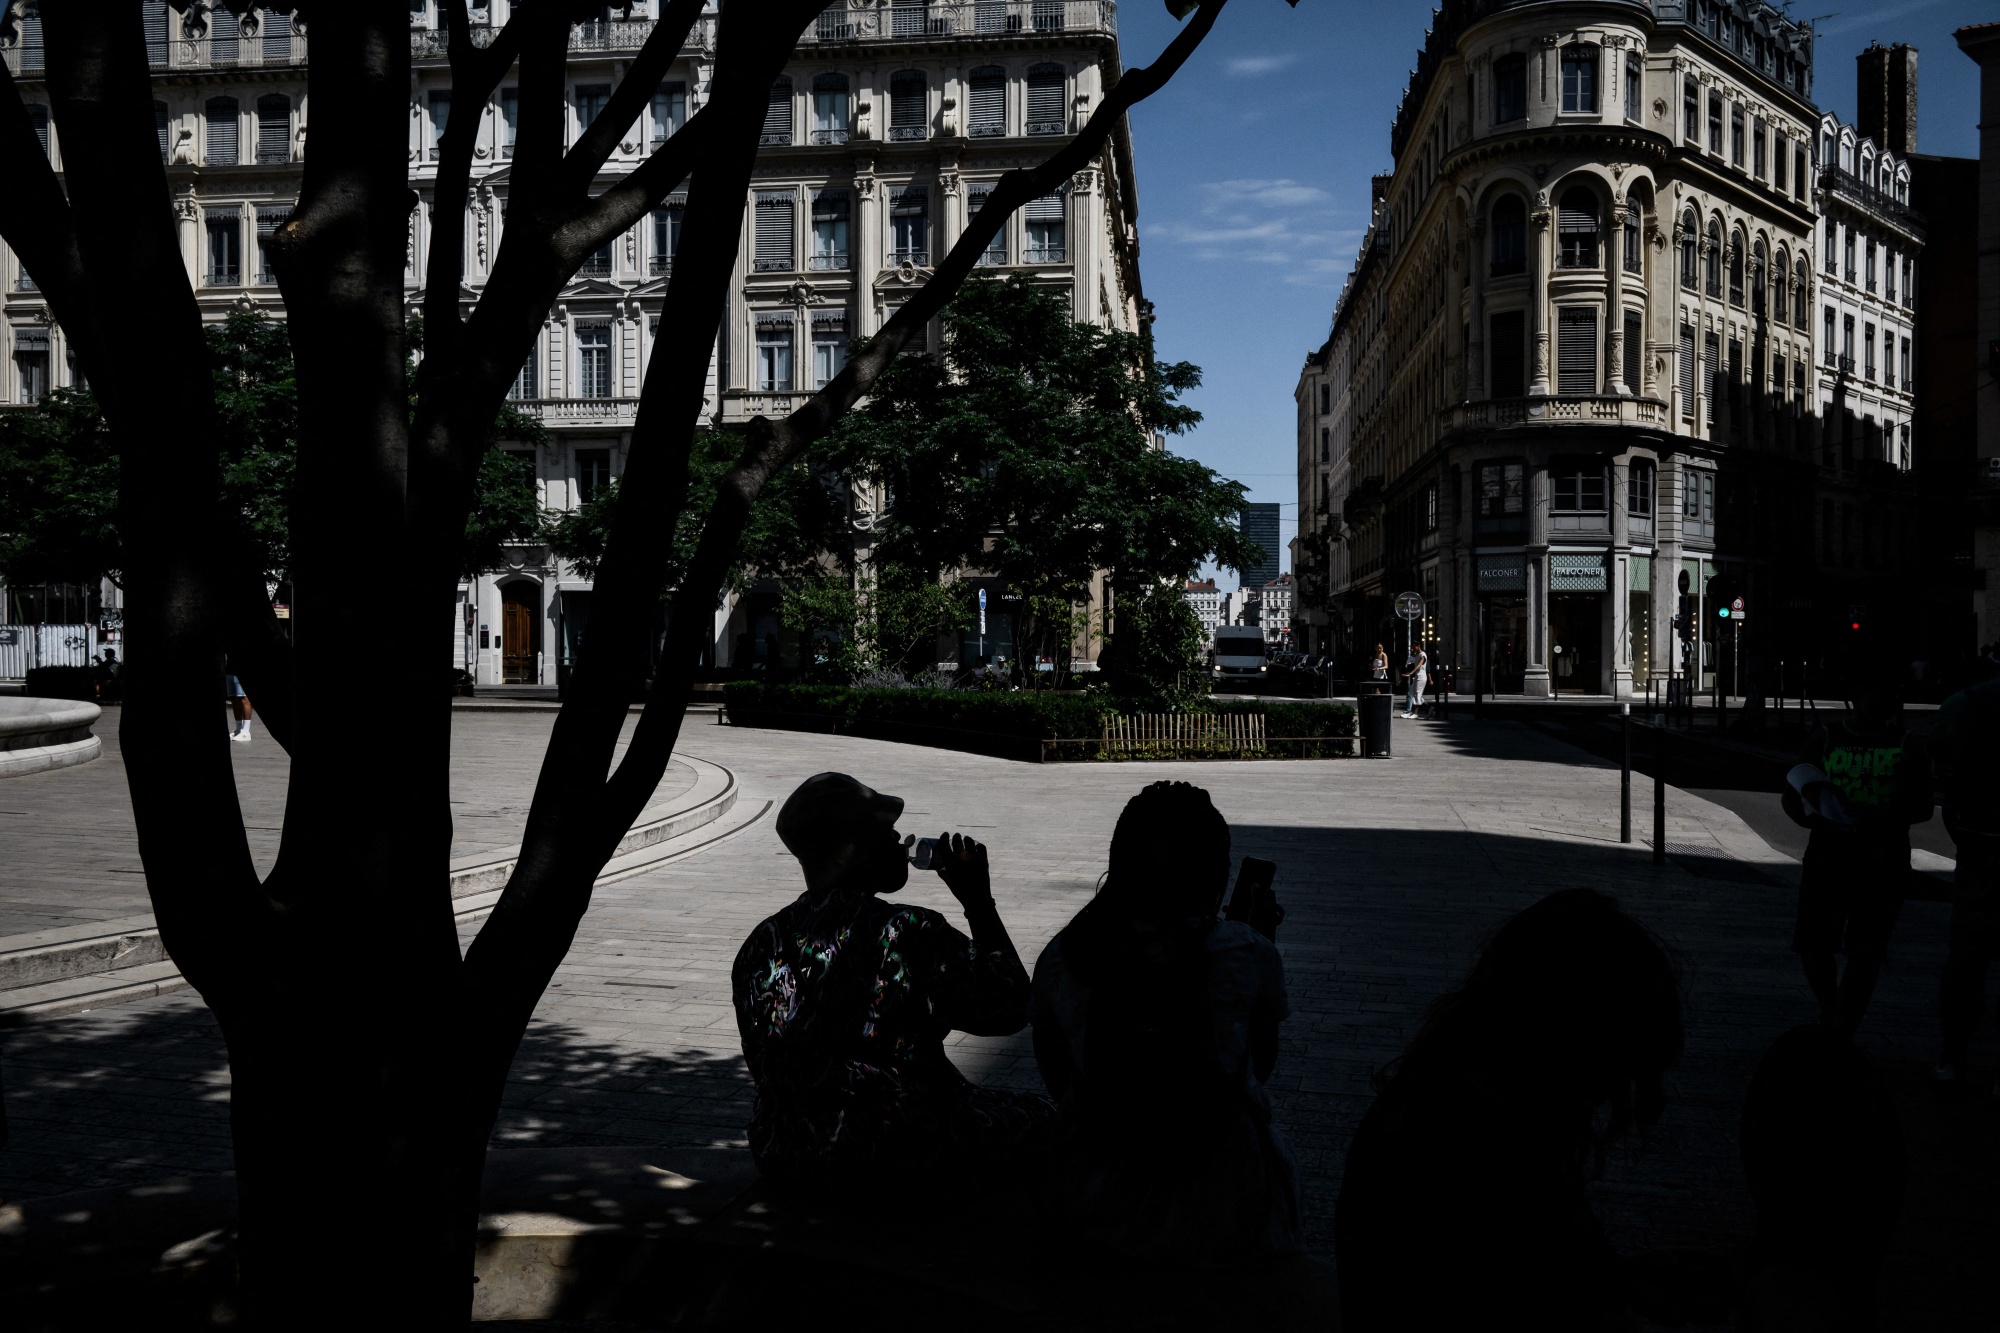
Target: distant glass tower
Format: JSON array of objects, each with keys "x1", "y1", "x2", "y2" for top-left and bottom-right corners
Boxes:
[{"x1": 1237, "y1": 503, "x2": 1282, "y2": 591}]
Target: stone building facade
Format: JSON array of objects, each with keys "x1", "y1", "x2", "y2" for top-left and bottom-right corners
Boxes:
[
  {"x1": 1289, "y1": 0, "x2": 1953, "y2": 699},
  {"x1": 1, "y1": 1, "x2": 1143, "y2": 684}
]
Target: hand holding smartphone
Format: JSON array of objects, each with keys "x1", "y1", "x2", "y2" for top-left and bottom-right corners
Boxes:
[{"x1": 1226, "y1": 856, "x2": 1284, "y2": 942}]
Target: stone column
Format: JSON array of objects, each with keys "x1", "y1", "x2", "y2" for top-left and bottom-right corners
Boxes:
[
  {"x1": 854, "y1": 160, "x2": 880, "y2": 335},
  {"x1": 1606, "y1": 204, "x2": 1628, "y2": 395},
  {"x1": 1529, "y1": 206, "x2": 1552, "y2": 396},
  {"x1": 1610, "y1": 457, "x2": 1632, "y2": 697},
  {"x1": 1468, "y1": 217, "x2": 1487, "y2": 397},
  {"x1": 1656, "y1": 457, "x2": 1685, "y2": 687},
  {"x1": 1524, "y1": 457, "x2": 1551, "y2": 696}
]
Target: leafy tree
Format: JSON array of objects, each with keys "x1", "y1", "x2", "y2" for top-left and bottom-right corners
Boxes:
[
  {"x1": 0, "y1": 2, "x2": 1243, "y2": 1320},
  {"x1": 1097, "y1": 580, "x2": 1211, "y2": 708},
  {"x1": 0, "y1": 387, "x2": 119, "y2": 590},
  {"x1": 825, "y1": 275, "x2": 1261, "y2": 602},
  {"x1": 779, "y1": 572, "x2": 974, "y2": 683}
]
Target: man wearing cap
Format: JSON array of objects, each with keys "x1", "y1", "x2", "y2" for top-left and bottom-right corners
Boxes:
[{"x1": 732, "y1": 772, "x2": 1055, "y2": 1189}]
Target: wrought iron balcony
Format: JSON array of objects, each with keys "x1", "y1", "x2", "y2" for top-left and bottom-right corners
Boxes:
[
  {"x1": 800, "y1": 1, "x2": 1117, "y2": 46},
  {"x1": 7, "y1": 33, "x2": 310, "y2": 76}
]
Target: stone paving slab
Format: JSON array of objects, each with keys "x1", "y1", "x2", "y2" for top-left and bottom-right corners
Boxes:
[{"x1": 0, "y1": 712, "x2": 1995, "y2": 1329}]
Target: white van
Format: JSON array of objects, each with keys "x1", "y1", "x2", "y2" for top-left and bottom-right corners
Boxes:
[{"x1": 1211, "y1": 625, "x2": 1268, "y2": 685}]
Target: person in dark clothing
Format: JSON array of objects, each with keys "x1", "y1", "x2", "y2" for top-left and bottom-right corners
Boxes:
[
  {"x1": 1738, "y1": 1025, "x2": 1904, "y2": 1331},
  {"x1": 1335, "y1": 889, "x2": 1693, "y2": 1332},
  {"x1": 1032, "y1": 782, "x2": 1301, "y2": 1264},
  {"x1": 1781, "y1": 665, "x2": 1934, "y2": 1040},
  {"x1": 732, "y1": 772, "x2": 1055, "y2": 1191},
  {"x1": 1931, "y1": 674, "x2": 2000, "y2": 1091}
]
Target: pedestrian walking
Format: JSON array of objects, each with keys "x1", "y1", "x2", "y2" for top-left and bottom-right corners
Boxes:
[
  {"x1": 1930, "y1": 670, "x2": 2000, "y2": 1093},
  {"x1": 1780, "y1": 660, "x2": 1933, "y2": 1040},
  {"x1": 1402, "y1": 647, "x2": 1428, "y2": 720},
  {"x1": 1370, "y1": 644, "x2": 1389, "y2": 690},
  {"x1": 225, "y1": 669, "x2": 254, "y2": 744}
]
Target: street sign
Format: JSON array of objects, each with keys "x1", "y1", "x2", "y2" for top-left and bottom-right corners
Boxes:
[
  {"x1": 1394, "y1": 591, "x2": 1424, "y2": 621},
  {"x1": 977, "y1": 587, "x2": 987, "y2": 635},
  {"x1": 1731, "y1": 596, "x2": 1746, "y2": 620}
]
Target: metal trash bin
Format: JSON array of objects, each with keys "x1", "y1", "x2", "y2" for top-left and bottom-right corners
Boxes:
[{"x1": 1357, "y1": 691, "x2": 1393, "y2": 758}]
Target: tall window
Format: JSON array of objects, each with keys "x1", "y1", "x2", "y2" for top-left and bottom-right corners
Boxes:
[
  {"x1": 426, "y1": 90, "x2": 451, "y2": 160},
  {"x1": 1824, "y1": 222, "x2": 1837, "y2": 271},
  {"x1": 812, "y1": 310, "x2": 847, "y2": 390},
  {"x1": 1623, "y1": 309, "x2": 1642, "y2": 390},
  {"x1": 1752, "y1": 117, "x2": 1766, "y2": 177},
  {"x1": 1841, "y1": 313, "x2": 1855, "y2": 368},
  {"x1": 1773, "y1": 133, "x2": 1787, "y2": 192},
  {"x1": 1560, "y1": 45, "x2": 1599, "y2": 114},
  {"x1": 754, "y1": 190, "x2": 796, "y2": 272},
  {"x1": 14, "y1": 328, "x2": 50, "y2": 403},
  {"x1": 1823, "y1": 307, "x2": 1836, "y2": 366},
  {"x1": 1703, "y1": 330, "x2": 1720, "y2": 417},
  {"x1": 1555, "y1": 307, "x2": 1598, "y2": 394},
  {"x1": 889, "y1": 186, "x2": 927, "y2": 264},
  {"x1": 500, "y1": 89, "x2": 518, "y2": 158},
  {"x1": 1865, "y1": 239, "x2": 1877, "y2": 293},
  {"x1": 1679, "y1": 208, "x2": 1698, "y2": 289},
  {"x1": 1794, "y1": 146, "x2": 1808, "y2": 198},
  {"x1": 1477, "y1": 461, "x2": 1525, "y2": 519},
  {"x1": 1900, "y1": 336, "x2": 1911, "y2": 389},
  {"x1": 143, "y1": 1, "x2": 169, "y2": 66},
  {"x1": 1025, "y1": 189, "x2": 1065, "y2": 263},
  {"x1": 205, "y1": 211, "x2": 241, "y2": 284},
  {"x1": 810, "y1": 189, "x2": 849, "y2": 270},
  {"x1": 1490, "y1": 195, "x2": 1526, "y2": 276},
  {"x1": 761, "y1": 76, "x2": 793, "y2": 146},
  {"x1": 1683, "y1": 77, "x2": 1700, "y2": 143},
  {"x1": 576, "y1": 449, "x2": 612, "y2": 504},
  {"x1": 1842, "y1": 229, "x2": 1855, "y2": 282},
  {"x1": 1902, "y1": 257, "x2": 1914, "y2": 306},
  {"x1": 579, "y1": 241, "x2": 612, "y2": 278},
  {"x1": 24, "y1": 103, "x2": 49, "y2": 157},
  {"x1": 1707, "y1": 90, "x2": 1723, "y2": 155},
  {"x1": 1556, "y1": 189, "x2": 1598, "y2": 269},
  {"x1": 889, "y1": 70, "x2": 927, "y2": 142},
  {"x1": 256, "y1": 95, "x2": 290, "y2": 164},
  {"x1": 509, "y1": 344, "x2": 538, "y2": 401},
  {"x1": 1628, "y1": 459, "x2": 1655, "y2": 517},
  {"x1": 1684, "y1": 470, "x2": 1715, "y2": 535},
  {"x1": 154, "y1": 100, "x2": 170, "y2": 163},
  {"x1": 1495, "y1": 54, "x2": 1527, "y2": 124},
  {"x1": 576, "y1": 324, "x2": 612, "y2": 399},
  {"x1": 1793, "y1": 257, "x2": 1809, "y2": 329},
  {"x1": 574, "y1": 84, "x2": 609, "y2": 133},
  {"x1": 261, "y1": 6, "x2": 292, "y2": 62},
  {"x1": 1623, "y1": 210, "x2": 1642, "y2": 274},
  {"x1": 1885, "y1": 248, "x2": 1897, "y2": 303},
  {"x1": 1863, "y1": 322, "x2": 1876, "y2": 380},
  {"x1": 1489, "y1": 310, "x2": 1525, "y2": 397},
  {"x1": 755, "y1": 313, "x2": 794, "y2": 392},
  {"x1": 1551, "y1": 459, "x2": 1607, "y2": 511},
  {"x1": 205, "y1": 96, "x2": 239, "y2": 165},
  {"x1": 809, "y1": 73, "x2": 849, "y2": 145},
  {"x1": 1026, "y1": 64, "x2": 1066, "y2": 136},
  {"x1": 1678, "y1": 323, "x2": 1696, "y2": 414},
  {"x1": 1728, "y1": 230, "x2": 1746, "y2": 306},
  {"x1": 1772, "y1": 246, "x2": 1789, "y2": 323},
  {"x1": 968, "y1": 185, "x2": 1006, "y2": 265},
  {"x1": 210, "y1": 8, "x2": 239, "y2": 63},
  {"x1": 651, "y1": 197, "x2": 682, "y2": 273},
  {"x1": 1624, "y1": 52, "x2": 1642, "y2": 121},
  {"x1": 1730, "y1": 103, "x2": 1745, "y2": 166},
  {"x1": 1704, "y1": 220, "x2": 1721, "y2": 297},
  {"x1": 254, "y1": 205, "x2": 287, "y2": 283},
  {"x1": 968, "y1": 66, "x2": 1006, "y2": 137},
  {"x1": 652, "y1": 82, "x2": 687, "y2": 147}
]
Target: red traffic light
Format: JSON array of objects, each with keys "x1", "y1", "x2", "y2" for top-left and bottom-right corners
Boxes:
[{"x1": 1850, "y1": 621, "x2": 1862, "y2": 630}]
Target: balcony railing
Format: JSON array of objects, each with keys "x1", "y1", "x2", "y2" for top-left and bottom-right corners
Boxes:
[
  {"x1": 7, "y1": 32, "x2": 310, "y2": 77},
  {"x1": 800, "y1": 1, "x2": 1116, "y2": 45},
  {"x1": 1440, "y1": 395, "x2": 1670, "y2": 433},
  {"x1": 888, "y1": 124, "x2": 929, "y2": 142},
  {"x1": 516, "y1": 397, "x2": 641, "y2": 426},
  {"x1": 808, "y1": 253, "x2": 850, "y2": 271},
  {"x1": 1025, "y1": 245, "x2": 1067, "y2": 264}
]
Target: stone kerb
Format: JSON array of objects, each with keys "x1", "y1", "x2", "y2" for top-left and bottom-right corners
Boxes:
[{"x1": 0, "y1": 696, "x2": 103, "y2": 778}]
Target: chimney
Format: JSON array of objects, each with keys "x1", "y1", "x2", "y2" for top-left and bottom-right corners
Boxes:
[{"x1": 1857, "y1": 42, "x2": 1919, "y2": 156}]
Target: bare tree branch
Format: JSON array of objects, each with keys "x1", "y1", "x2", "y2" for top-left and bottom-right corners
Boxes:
[{"x1": 560, "y1": 0, "x2": 706, "y2": 194}]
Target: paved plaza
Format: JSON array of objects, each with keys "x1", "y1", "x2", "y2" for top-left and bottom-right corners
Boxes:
[{"x1": 2, "y1": 708, "x2": 1996, "y2": 1327}]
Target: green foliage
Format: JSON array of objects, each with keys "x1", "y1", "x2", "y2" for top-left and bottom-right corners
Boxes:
[
  {"x1": 1096, "y1": 580, "x2": 1210, "y2": 708},
  {"x1": 546, "y1": 428, "x2": 848, "y2": 592},
  {"x1": 824, "y1": 275, "x2": 1257, "y2": 601},
  {"x1": 776, "y1": 573, "x2": 975, "y2": 683},
  {"x1": 0, "y1": 388, "x2": 120, "y2": 588}
]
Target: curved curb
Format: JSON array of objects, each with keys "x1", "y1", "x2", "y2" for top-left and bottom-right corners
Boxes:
[
  {"x1": 0, "y1": 696, "x2": 103, "y2": 778},
  {"x1": 0, "y1": 734, "x2": 102, "y2": 778}
]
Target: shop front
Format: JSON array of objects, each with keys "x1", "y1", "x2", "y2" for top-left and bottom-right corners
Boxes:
[
  {"x1": 1475, "y1": 552, "x2": 1527, "y2": 694},
  {"x1": 1548, "y1": 552, "x2": 1608, "y2": 696}
]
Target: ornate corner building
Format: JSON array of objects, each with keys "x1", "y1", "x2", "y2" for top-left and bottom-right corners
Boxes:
[
  {"x1": 0, "y1": 0, "x2": 1142, "y2": 685},
  {"x1": 1294, "y1": 1, "x2": 1950, "y2": 699}
]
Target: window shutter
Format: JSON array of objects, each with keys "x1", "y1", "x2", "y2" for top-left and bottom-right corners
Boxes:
[
  {"x1": 262, "y1": 10, "x2": 292, "y2": 62},
  {"x1": 1025, "y1": 189, "x2": 1065, "y2": 221},
  {"x1": 1703, "y1": 330, "x2": 1720, "y2": 413},
  {"x1": 1489, "y1": 311, "x2": 1525, "y2": 398},
  {"x1": 1677, "y1": 327, "x2": 1695, "y2": 410},
  {"x1": 891, "y1": 73, "x2": 926, "y2": 131},
  {"x1": 257, "y1": 97, "x2": 289, "y2": 163},
  {"x1": 1026, "y1": 66, "x2": 1065, "y2": 134},
  {"x1": 1622, "y1": 311, "x2": 1641, "y2": 391},
  {"x1": 762, "y1": 79, "x2": 793, "y2": 145},
  {"x1": 755, "y1": 191, "x2": 795, "y2": 271},
  {"x1": 255, "y1": 205, "x2": 288, "y2": 239},
  {"x1": 969, "y1": 69, "x2": 1005, "y2": 135},
  {"x1": 143, "y1": 1, "x2": 169, "y2": 64},
  {"x1": 18, "y1": 6, "x2": 43, "y2": 71},
  {"x1": 26, "y1": 105, "x2": 49, "y2": 156},
  {"x1": 15, "y1": 328, "x2": 50, "y2": 352},
  {"x1": 1555, "y1": 307, "x2": 1597, "y2": 395},
  {"x1": 154, "y1": 101, "x2": 170, "y2": 161},
  {"x1": 812, "y1": 189, "x2": 848, "y2": 222},
  {"x1": 206, "y1": 99, "x2": 238, "y2": 164},
  {"x1": 1557, "y1": 195, "x2": 1596, "y2": 235}
]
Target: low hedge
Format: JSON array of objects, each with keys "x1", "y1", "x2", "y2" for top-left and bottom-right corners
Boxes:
[{"x1": 722, "y1": 682, "x2": 1354, "y2": 762}]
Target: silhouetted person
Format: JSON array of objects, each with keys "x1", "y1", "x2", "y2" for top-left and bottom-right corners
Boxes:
[
  {"x1": 1335, "y1": 889, "x2": 1686, "y2": 1331},
  {"x1": 1739, "y1": 1025, "x2": 1904, "y2": 1331},
  {"x1": 732, "y1": 772, "x2": 1054, "y2": 1191},
  {"x1": 1031, "y1": 781, "x2": 1302, "y2": 1264},
  {"x1": 1931, "y1": 672, "x2": 2000, "y2": 1091},
  {"x1": 1781, "y1": 662, "x2": 1933, "y2": 1040}
]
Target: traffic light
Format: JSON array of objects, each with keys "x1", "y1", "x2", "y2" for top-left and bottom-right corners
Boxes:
[
  {"x1": 1848, "y1": 603, "x2": 1867, "y2": 633},
  {"x1": 1674, "y1": 594, "x2": 1693, "y2": 642}
]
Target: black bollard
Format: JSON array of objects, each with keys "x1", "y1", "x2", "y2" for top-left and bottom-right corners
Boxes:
[
  {"x1": 1653, "y1": 723, "x2": 1667, "y2": 866},
  {"x1": 1621, "y1": 704, "x2": 1632, "y2": 844}
]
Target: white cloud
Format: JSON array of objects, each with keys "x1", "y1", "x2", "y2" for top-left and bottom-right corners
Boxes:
[
  {"x1": 1148, "y1": 179, "x2": 1356, "y2": 286},
  {"x1": 1225, "y1": 54, "x2": 1298, "y2": 77}
]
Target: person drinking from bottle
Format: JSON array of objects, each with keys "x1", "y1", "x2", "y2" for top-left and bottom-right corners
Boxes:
[
  {"x1": 1031, "y1": 781, "x2": 1302, "y2": 1263},
  {"x1": 732, "y1": 772, "x2": 1055, "y2": 1192}
]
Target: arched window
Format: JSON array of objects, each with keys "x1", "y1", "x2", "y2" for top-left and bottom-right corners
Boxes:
[
  {"x1": 1556, "y1": 188, "x2": 1598, "y2": 268},
  {"x1": 1490, "y1": 194, "x2": 1526, "y2": 276},
  {"x1": 1493, "y1": 53, "x2": 1527, "y2": 124},
  {"x1": 761, "y1": 76, "x2": 793, "y2": 146},
  {"x1": 1772, "y1": 246, "x2": 1789, "y2": 323},
  {"x1": 1623, "y1": 204, "x2": 1643, "y2": 274},
  {"x1": 1679, "y1": 208, "x2": 1698, "y2": 289},
  {"x1": 1750, "y1": 238, "x2": 1766, "y2": 315},
  {"x1": 811, "y1": 73, "x2": 850, "y2": 145},
  {"x1": 1704, "y1": 219, "x2": 1722, "y2": 297},
  {"x1": 1560, "y1": 44, "x2": 1599, "y2": 114},
  {"x1": 1026, "y1": 63, "x2": 1066, "y2": 136},
  {"x1": 1792, "y1": 256, "x2": 1809, "y2": 329},
  {"x1": 1728, "y1": 227, "x2": 1746, "y2": 305},
  {"x1": 967, "y1": 65, "x2": 1005, "y2": 138},
  {"x1": 889, "y1": 70, "x2": 928, "y2": 141},
  {"x1": 204, "y1": 95, "x2": 239, "y2": 165}
]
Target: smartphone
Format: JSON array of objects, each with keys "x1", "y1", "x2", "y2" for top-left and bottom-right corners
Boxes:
[{"x1": 1227, "y1": 857, "x2": 1278, "y2": 921}]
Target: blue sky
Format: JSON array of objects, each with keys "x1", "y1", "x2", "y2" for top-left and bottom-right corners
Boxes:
[{"x1": 1115, "y1": 0, "x2": 1992, "y2": 590}]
